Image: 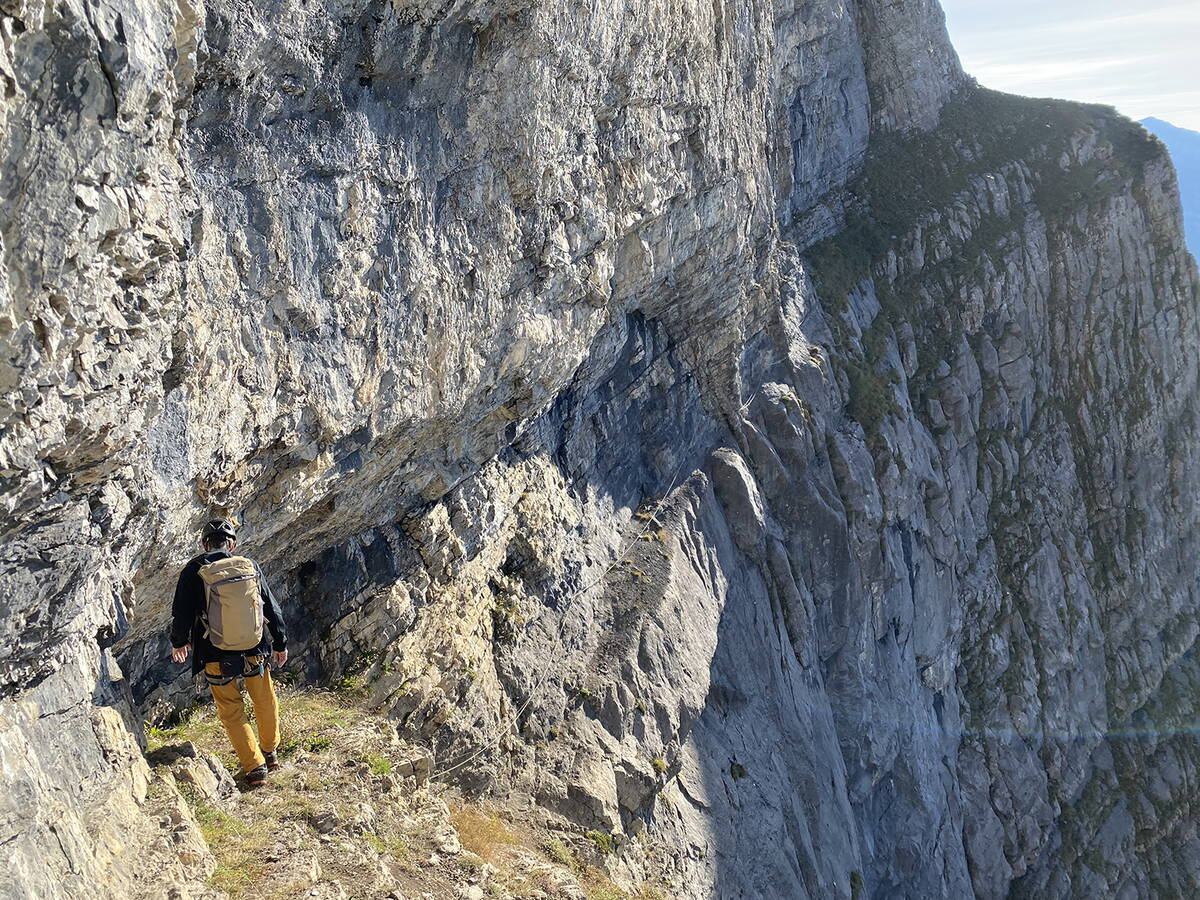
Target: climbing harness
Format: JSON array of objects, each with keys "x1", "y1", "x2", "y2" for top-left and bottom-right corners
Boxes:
[{"x1": 203, "y1": 654, "x2": 268, "y2": 687}]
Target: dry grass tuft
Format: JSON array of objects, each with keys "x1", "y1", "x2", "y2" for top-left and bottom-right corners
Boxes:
[{"x1": 449, "y1": 805, "x2": 518, "y2": 862}]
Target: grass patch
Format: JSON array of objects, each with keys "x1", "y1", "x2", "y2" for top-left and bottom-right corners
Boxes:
[
  {"x1": 586, "y1": 830, "x2": 615, "y2": 855},
  {"x1": 363, "y1": 830, "x2": 410, "y2": 860},
  {"x1": 651, "y1": 757, "x2": 668, "y2": 775},
  {"x1": 192, "y1": 800, "x2": 272, "y2": 897},
  {"x1": 364, "y1": 753, "x2": 392, "y2": 775},
  {"x1": 276, "y1": 689, "x2": 366, "y2": 758},
  {"x1": 146, "y1": 686, "x2": 457, "y2": 898},
  {"x1": 586, "y1": 884, "x2": 628, "y2": 900},
  {"x1": 147, "y1": 687, "x2": 366, "y2": 768},
  {"x1": 150, "y1": 686, "x2": 676, "y2": 900},
  {"x1": 303, "y1": 733, "x2": 332, "y2": 752},
  {"x1": 333, "y1": 675, "x2": 368, "y2": 698},
  {"x1": 450, "y1": 806, "x2": 517, "y2": 863},
  {"x1": 146, "y1": 705, "x2": 226, "y2": 754},
  {"x1": 545, "y1": 837, "x2": 581, "y2": 872},
  {"x1": 146, "y1": 725, "x2": 177, "y2": 751},
  {"x1": 582, "y1": 868, "x2": 661, "y2": 900}
]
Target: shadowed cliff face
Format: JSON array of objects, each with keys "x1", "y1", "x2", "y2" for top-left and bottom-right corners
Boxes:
[{"x1": 3, "y1": 0, "x2": 1199, "y2": 897}]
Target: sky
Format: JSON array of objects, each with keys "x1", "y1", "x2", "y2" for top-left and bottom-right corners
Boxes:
[{"x1": 939, "y1": 0, "x2": 1200, "y2": 131}]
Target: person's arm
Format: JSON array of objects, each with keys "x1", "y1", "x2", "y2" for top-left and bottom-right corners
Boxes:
[
  {"x1": 169, "y1": 563, "x2": 197, "y2": 662},
  {"x1": 257, "y1": 563, "x2": 288, "y2": 662}
]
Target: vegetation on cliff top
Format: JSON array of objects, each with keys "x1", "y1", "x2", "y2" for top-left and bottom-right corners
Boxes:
[
  {"x1": 805, "y1": 85, "x2": 1163, "y2": 442},
  {"x1": 809, "y1": 86, "x2": 1159, "y2": 297}
]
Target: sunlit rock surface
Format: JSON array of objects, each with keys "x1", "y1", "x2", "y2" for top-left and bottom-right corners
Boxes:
[{"x1": 2, "y1": 0, "x2": 1198, "y2": 897}]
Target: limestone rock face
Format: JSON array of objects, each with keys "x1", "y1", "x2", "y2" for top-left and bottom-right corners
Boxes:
[{"x1": 2, "y1": 0, "x2": 1198, "y2": 898}]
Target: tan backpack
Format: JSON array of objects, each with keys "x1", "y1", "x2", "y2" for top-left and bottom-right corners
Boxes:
[{"x1": 198, "y1": 556, "x2": 264, "y2": 651}]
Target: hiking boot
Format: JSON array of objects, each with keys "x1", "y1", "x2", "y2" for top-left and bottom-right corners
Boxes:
[
  {"x1": 245, "y1": 764, "x2": 268, "y2": 788},
  {"x1": 263, "y1": 749, "x2": 280, "y2": 772}
]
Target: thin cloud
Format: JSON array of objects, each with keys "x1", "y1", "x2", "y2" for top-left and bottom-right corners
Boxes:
[
  {"x1": 960, "y1": 7, "x2": 1200, "y2": 42},
  {"x1": 968, "y1": 57, "x2": 1148, "y2": 86},
  {"x1": 1089, "y1": 5, "x2": 1200, "y2": 29},
  {"x1": 942, "y1": 0, "x2": 1200, "y2": 130}
]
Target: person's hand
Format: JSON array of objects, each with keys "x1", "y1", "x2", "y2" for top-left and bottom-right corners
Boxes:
[
  {"x1": 171, "y1": 644, "x2": 190, "y2": 664},
  {"x1": 272, "y1": 649, "x2": 288, "y2": 667}
]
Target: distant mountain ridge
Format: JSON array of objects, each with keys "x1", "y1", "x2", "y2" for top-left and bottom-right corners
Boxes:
[{"x1": 1142, "y1": 117, "x2": 1200, "y2": 257}]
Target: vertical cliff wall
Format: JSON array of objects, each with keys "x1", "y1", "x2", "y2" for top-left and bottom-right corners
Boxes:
[{"x1": 2, "y1": 0, "x2": 1197, "y2": 897}]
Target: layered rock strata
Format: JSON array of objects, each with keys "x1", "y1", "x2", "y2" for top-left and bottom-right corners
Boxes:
[{"x1": 2, "y1": 0, "x2": 1198, "y2": 898}]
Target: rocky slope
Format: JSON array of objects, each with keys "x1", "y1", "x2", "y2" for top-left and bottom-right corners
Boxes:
[
  {"x1": 2, "y1": 0, "x2": 1199, "y2": 898},
  {"x1": 141, "y1": 685, "x2": 671, "y2": 900}
]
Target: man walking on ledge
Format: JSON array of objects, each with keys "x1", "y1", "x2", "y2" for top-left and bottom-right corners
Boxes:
[{"x1": 170, "y1": 518, "x2": 288, "y2": 787}]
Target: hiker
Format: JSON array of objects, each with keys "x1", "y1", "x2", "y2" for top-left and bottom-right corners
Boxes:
[{"x1": 169, "y1": 518, "x2": 288, "y2": 787}]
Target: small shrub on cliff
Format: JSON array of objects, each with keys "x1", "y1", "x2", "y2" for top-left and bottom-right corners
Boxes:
[
  {"x1": 334, "y1": 674, "x2": 368, "y2": 698},
  {"x1": 586, "y1": 830, "x2": 615, "y2": 855},
  {"x1": 364, "y1": 753, "x2": 392, "y2": 775},
  {"x1": 845, "y1": 361, "x2": 899, "y2": 439},
  {"x1": 492, "y1": 592, "x2": 523, "y2": 644},
  {"x1": 545, "y1": 837, "x2": 581, "y2": 872}
]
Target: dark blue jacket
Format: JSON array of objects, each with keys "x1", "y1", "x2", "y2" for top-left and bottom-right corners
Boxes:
[{"x1": 169, "y1": 550, "x2": 288, "y2": 675}]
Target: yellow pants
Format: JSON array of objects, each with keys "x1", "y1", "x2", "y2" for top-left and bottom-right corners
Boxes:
[{"x1": 205, "y1": 656, "x2": 280, "y2": 772}]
